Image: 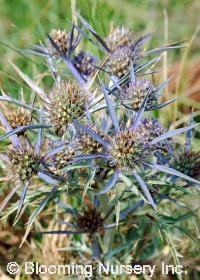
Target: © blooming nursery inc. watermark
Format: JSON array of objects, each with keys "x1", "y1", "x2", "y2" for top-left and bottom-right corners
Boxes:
[
  {"x1": 6, "y1": 261, "x2": 188, "y2": 277},
  {"x1": 0, "y1": 11, "x2": 199, "y2": 280}
]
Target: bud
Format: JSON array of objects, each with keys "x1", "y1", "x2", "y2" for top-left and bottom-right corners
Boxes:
[
  {"x1": 171, "y1": 151, "x2": 200, "y2": 179},
  {"x1": 73, "y1": 51, "x2": 96, "y2": 76},
  {"x1": 76, "y1": 206, "x2": 104, "y2": 237},
  {"x1": 106, "y1": 26, "x2": 134, "y2": 52},
  {"x1": 6, "y1": 110, "x2": 30, "y2": 130},
  {"x1": 48, "y1": 29, "x2": 69, "y2": 55}
]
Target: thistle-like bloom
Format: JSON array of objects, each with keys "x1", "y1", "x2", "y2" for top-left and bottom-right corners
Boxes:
[
  {"x1": 106, "y1": 26, "x2": 134, "y2": 52},
  {"x1": 170, "y1": 151, "x2": 200, "y2": 179},
  {"x1": 107, "y1": 46, "x2": 135, "y2": 78},
  {"x1": 45, "y1": 80, "x2": 88, "y2": 132},
  {"x1": 106, "y1": 29, "x2": 149, "y2": 78},
  {"x1": 119, "y1": 79, "x2": 158, "y2": 110},
  {"x1": 0, "y1": 139, "x2": 41, "y2": 217},
  {"x1": 138, "y1": 118, "x2": 165, "y2": 146},
  {"x1": 54, "y1": 143, "x2": 78, "y2": 170},
  {"x1": 48, "y1": 29, "x2": 69, "y2": 55},
  {"x1": 40, "y1": 198, "x2": 119, "y2": 244},
  {"x1": 73, "y1": 85, "x2": 200, "y2": 207},
  {"x1": 77, "y1": 126, "x2": 107, "y2": 154},
  {"x1": 7, "y1": 142, "x2": 41, "y2": 184},
  {"x1": 73, "y1": 51, "x2": 96, "y2": 76},
  {"x1": 6, "y1": 110, "x2": 30, "y2": 130},
  {"x1": 0, "y1": 105, "x2": 30, "y2": 136},
  {"x1": 76, "y1": 206, "x2": 104, "y2": 237},
  {"x1": 108, "y1": 128, "x2": 151, "y2": 169},
  {"x1": 0, "y1": 109, "x2": 62, "y2": 218}
]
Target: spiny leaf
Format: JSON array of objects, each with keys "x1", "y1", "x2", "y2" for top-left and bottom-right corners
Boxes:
[
  {"x1": 0, "y1": 93, "x2": 39, "y2": 112},
  {"x1": 133, "y1": 171, "x2": 156, "y2": 209},
  {"x1": 10, "y1": 61, "x2": 48, "y2": 101},
  {"x1": 97, "y1": 169, "x2": 120, "y2": 195},
  {"x1": 100, "y1": 81, "x2": 120, "y2": 133},
  {"x1": 39, "y1": 229, "x2": 84, "y2": 234},
  {"x1": 144, "y1": 41, "x2": 187, "y2": 56},
  {"x1": 132, "y1": 90, "x2": 150, "y2": 130},
  {"x1": 76, "y1": 13, "x2": 110, "y2": 52},
  {"x1": 20, "y1": 184, "x2": 59, "y2": 247},
  {"x1": 15, "y1": 181, "x2": 29, "y2": 221},
  {"x1": 0, "y1": 111, "x2": 21, "y2": 148},
  {"x1": 38, "y1": 172, "x2": 60, "y2": 186},
  {"x1": 0, "y1": 123, "x2": 51, "y2": 142},
  {"x1": 146, "y1": 163, "x2": 200, "y2": 185},
  {"x1": 73, "y1": 119, "x2": 110, "y2": 147},
  {"x1": 149, "y1": 124, "x2": 199, "y2": 146},
  {"x1": 0, "y1": 185, "x2": 20, "y2": 214}
]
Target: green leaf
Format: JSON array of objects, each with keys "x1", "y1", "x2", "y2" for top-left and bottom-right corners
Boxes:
[{"x1": 104, "y1": 240, "x2": 134, "y2": 259}]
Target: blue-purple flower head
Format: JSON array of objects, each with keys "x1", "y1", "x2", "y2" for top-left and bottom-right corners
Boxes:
[
  {"x1": 170, "y1": 150, "x2": 200, "y2": 179},
  {"x1": 47, "y1": 27, "x2": 80, "y2": 58},
  {"x1": 73, "y1": 50, "x2": 96, "y2": 77},
  {"x1": 105, "y1": 26, "x2": 149, "y2": 78},
  {"x1": 138, "y1": 118, "x2": 165, "y2": 144},
  {"x1": 106, "y1": 119, "x2": 164, "y2": 170},
  {"x1": 73, "y1": 119, "x2": 159, "y2": 171}
]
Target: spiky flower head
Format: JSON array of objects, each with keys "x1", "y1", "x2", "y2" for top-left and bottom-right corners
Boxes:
[
  {"x1": 119, "y1": 79, "x2": 157, "y2": 110},
  {"x1": 78, "y1": 127, "x2": 106, "y2": 154},
  {"x1": 76, "y1": 206, "x2": 104, "y2": 237},
  {"x1": 6, "y1": 110, "x2": 30, "y2": 130},
  {"x1": 170, "y1": 151, "x2": 200, "y2": 179},
  {"x1": 48, "y1": 29, "x2": 69, "y2": 55},
  {"x1": 106, "y1": 26, "x2": 134, "y2": 52},
  {"x1": 137, "y1": 118, "x2": 166, "y2": 154},
  {"x1": 7, "y1": 143, "x2": 40, "y2": 183},
  {"x1": 138, "y1": 118, "x2": 165, "y2": 143},
  {"x1": 46, "y1": 80, "x2": 87, "y2": 131},
  {"x1": 73, "y1": 51, "x2": 96, "y2": 76},
  {"x1": 107, "y1": 46, "x2": 133, "y2": 78},
  {"x1": 54, "y1": 143, "x2": 78, "y2": 170},
  {"x1": 108, "y1": 129, "x2": 151, "y2": 169}
]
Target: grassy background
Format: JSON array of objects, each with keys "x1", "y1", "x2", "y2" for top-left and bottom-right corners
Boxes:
[{"x1": 0, "y1": 1, "x2": 200, "y2": 279}]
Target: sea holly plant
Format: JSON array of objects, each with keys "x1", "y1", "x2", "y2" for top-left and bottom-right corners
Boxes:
[{"x1": 0, "y1": 14, "x2": 199, "y2": 279}]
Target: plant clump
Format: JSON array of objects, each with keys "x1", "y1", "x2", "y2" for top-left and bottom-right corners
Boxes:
[{"x1": 0, "y1": 15, "x2": 199, "y2": 278}]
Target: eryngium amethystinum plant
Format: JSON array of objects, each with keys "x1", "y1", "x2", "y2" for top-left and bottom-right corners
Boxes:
[{"x1": 0, "y1": 13, "x2": 199, "y2": 279}]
